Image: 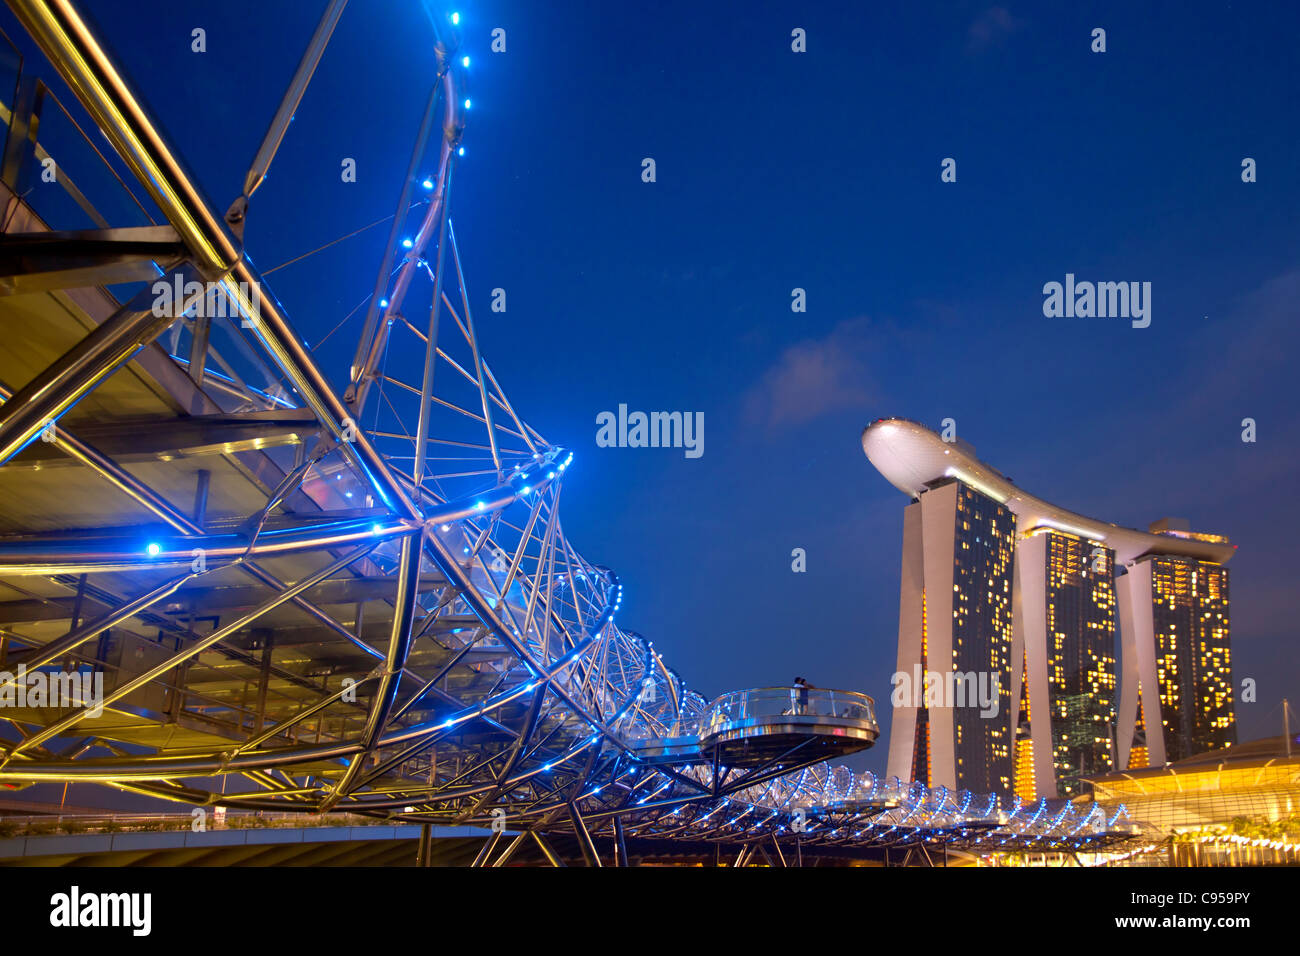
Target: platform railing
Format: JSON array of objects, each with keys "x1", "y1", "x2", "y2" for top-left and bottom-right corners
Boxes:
[{"x1": 700, "y1": 687, "x2": 876, "y2": 729}]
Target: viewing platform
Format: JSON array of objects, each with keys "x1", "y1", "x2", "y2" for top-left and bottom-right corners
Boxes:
[{"x1": 631, "y1": 687, "x2": 879, "y2": 768}]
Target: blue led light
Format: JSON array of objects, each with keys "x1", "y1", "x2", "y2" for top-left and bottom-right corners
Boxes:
[
  {"x1": 146, "y1": 543, "x2": 161, "y2": 556},
  {"x1": 463, "y1": 99, "x2": 472, "y2": 110},
  {"x1": 421, "y1": 178, "x2": 433, "y2": 190},
  {"x1": 379, "y1": 298, "x2": 388, "y2": 308},
  {"x1": 461, "y1": 55, "x2": 470, "y2": 67},
  {"x1": 451, "y1": 11, "x2": 460, "y2": 24},
  {"x1": 401, "y1": 238, "x2": 413, "y2": 249},
  {"x1": 458, "y1": 147, "x2": 465, "y2": 156}
]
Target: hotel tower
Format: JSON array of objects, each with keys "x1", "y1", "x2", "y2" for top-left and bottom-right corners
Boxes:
[{"x1": 862, "y1": 419, "x2": 1236, "y2": 798}]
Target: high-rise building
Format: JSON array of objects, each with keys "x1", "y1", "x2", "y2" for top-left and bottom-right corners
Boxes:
[
  {"x1": 862, "y1": 418, "x2": 1236, "y2": 798},
  {"x1": 887, "y1": 477, "x2": 1017, "y2": 794},
  {"x1": 1117, "y1": 545, "x2": 1235, "y2": 767},
  {"x1": 1014, "y1": 528, "x2": 1116, "y2": 799}
]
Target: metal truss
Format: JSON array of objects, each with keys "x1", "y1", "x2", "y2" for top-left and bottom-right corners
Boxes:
[{"x1": 0, "y1": 0, "x2": 1151, "y2": 865}]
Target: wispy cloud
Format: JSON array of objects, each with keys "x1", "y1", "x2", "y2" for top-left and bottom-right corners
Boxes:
[
  {"x1": 967, "y1": 6, "x2": 1025, "y2": 53},
  {"x1": 742, "y1": 318, "x2": 875, "y2": 428},
  {"x1": 1185, "y1": 269, "x2": 1300, "y2": 412},
  {"x1": 1044, "y1": 268, "x2": 1300, "y2": 529}
]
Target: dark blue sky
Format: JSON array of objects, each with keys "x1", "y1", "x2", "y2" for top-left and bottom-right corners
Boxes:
[{"x1": 20, "y1": 0, "x2": 1298, "y2": 776}]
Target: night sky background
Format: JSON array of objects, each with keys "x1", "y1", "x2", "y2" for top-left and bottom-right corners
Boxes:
[{"x1": 5, "y1": 0, "x2": 1297, "y2": 783}]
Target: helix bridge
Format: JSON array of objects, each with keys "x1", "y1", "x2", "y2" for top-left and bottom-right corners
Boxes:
[{"x1": 0, "y1": 1, "x2": 1148, "y2": 864}]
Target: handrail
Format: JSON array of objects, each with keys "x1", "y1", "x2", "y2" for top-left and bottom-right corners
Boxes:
[
  {"x1": 6, "y1": 0, "x2": 421, "y2": 520},
  {"x1": 636, "y1": 687, "x2": 879, "y2": 747},
  {"x1": 701, "y1": 687, "x2": 877, "y2": 724}
]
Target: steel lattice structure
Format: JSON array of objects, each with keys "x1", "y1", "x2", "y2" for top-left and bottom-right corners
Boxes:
[{"x1": 0, "y1": 0, "x2": 1150, "y2": 864}]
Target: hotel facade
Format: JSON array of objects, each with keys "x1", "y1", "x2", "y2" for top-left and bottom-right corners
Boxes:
[{"x1": 862, "y1": 419, "x2": 1236, "y2": 799}]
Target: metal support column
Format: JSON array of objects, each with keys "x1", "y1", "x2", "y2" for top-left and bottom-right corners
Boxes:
[
  {"x1": 253, "y1": 629, "x2": 275, "y2": 735},
  {"x1": 531, "y1": 831, "x2": 565, "y2": 868},
  {"x1": 567, "y1": 801, "x2": 602, "y2": 868},
  {"x1": 771, "y1": 834, "x2": 787, "y2": 867},
  {"x1": 416, "y1": 822, "x2": 432, "y2": 867},
  {"x1": 613, "y1": 815, "x2": 629, "y2": 867},
  {"x1": 492, "y1": 831, "x2": 530, "y2": 867},
  {"x1": 471, "y1": 829, "x2": 503, "y2": 868}
]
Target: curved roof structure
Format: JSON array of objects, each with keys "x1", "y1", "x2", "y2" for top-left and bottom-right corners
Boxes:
[{"x1": 861, "y1": 418, "x2": 1235, "y2": 566}]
